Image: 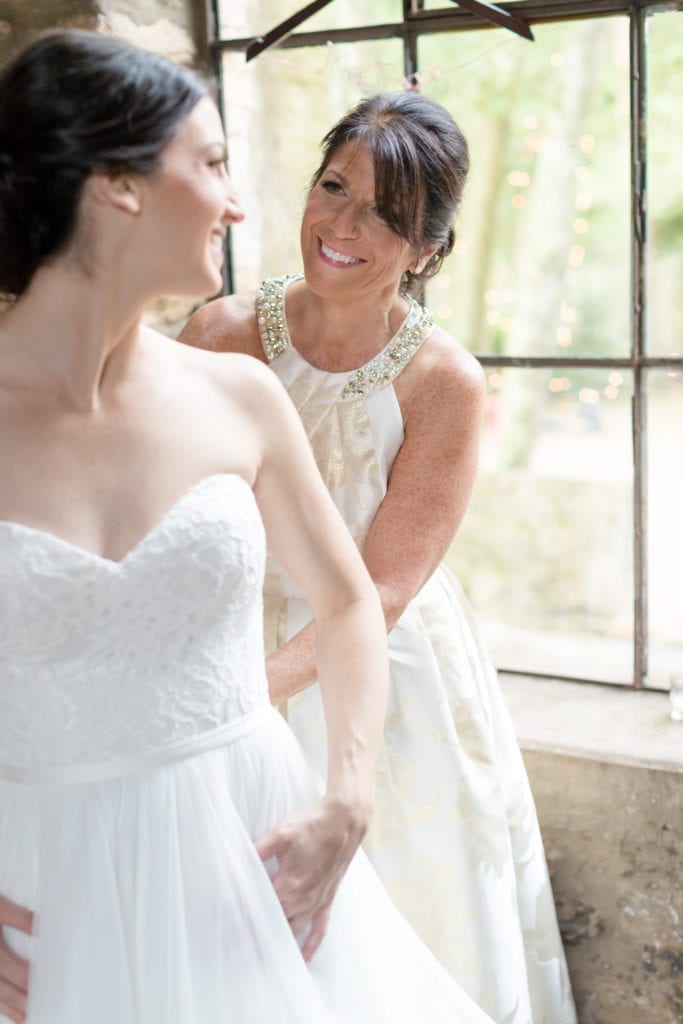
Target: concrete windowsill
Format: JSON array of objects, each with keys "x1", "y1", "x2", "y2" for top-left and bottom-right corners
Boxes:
[{"x1": 499, "y1": 673, "x2": 683, "y2": 774}]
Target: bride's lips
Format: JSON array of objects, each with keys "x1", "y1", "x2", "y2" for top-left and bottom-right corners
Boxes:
[
  {"x1": 210, "y1": 229, "x2": 226, "y2": 263},
  {"x1": 317, "y1": 237, "x2": 365, "y2": 268}
]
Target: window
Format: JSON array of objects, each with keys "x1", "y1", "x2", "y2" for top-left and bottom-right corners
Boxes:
[{"x1": 211, "y1": 0, "x2": 683, "y2": 689}]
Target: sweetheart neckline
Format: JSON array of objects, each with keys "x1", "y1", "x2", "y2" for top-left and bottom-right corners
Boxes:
[{"x1": 0, "y1": 473, "x2": 251, "y2": 567}]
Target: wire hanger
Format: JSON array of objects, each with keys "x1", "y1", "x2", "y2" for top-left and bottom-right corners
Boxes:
[{"x1": 246, "y1": 0, "x2": 533, "y2": 61}]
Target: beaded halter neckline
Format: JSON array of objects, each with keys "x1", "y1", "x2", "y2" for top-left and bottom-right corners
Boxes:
[{"x1": 256, "y1": 275, "x2": 435, "y2": 401}]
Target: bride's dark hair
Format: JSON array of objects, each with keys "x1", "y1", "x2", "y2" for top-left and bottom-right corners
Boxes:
[{"x1": 0, "y1": 29, "x2": 208, "y2": 297}]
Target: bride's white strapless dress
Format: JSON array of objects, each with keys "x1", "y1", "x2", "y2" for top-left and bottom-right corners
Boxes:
[{"x1": 0, "y1": 473, "x2": 494, "y2": 1024}]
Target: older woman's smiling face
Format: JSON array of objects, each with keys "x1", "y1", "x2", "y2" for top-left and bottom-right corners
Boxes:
[{"x1": 300, "y1": 142, "x2": 418, "y2": 304}]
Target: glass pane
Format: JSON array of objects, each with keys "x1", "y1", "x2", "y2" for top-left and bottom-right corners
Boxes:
[
  {"x1": 648, "y1": 370, "x2": 683, "y2": 688},
  {"x1": 420, "y1": 20, "x2": 631, "y2": 358},
  {"x1": 646, "y1": 10, "x2": 683, "y2": 357},
  {"x1": 219, "y1": 0, "x2": 402, "y2": 40},
  {"x1": 223, "y1": 39, "x2": 405, "y2": 291},
  {"x1": 446, "y1": 367, "x2": 634, "y2": 683}
]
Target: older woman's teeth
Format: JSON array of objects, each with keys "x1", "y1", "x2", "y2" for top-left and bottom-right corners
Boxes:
[{"x1": 321, "y1": 240, "x2": 361, "y2": 265}]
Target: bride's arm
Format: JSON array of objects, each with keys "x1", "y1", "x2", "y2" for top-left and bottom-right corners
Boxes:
[
  {"x1": 238, "y1": 359, "x2": 388, "y2": 961},
  {"x1": 0, "y1": 895, "x2": 32, "y2": 1023}
]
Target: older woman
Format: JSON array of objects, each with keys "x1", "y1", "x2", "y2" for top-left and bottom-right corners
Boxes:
[
  {"x1": 181, "y1": 92, "x2": 577, "y2": 1024},
  {"x1": 0, "y1": 32, "x2": 494, "y2": 1024}
]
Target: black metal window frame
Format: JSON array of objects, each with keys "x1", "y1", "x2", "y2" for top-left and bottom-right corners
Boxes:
[{"x1": 208, "y1": 0, "x2": 683, "y2": 689}]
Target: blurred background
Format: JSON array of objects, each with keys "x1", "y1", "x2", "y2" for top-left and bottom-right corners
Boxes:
[{"x1": 218, "y1": 0, "x2": 683, "y2": 690}]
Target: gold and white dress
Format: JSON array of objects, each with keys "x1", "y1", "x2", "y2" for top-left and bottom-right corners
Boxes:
[{"x1": 258, "y1": 275, "x2": 577, "y2": 1024}]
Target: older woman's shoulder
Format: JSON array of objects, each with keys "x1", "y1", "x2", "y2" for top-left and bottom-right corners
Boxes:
[
  {"x1": 177, "y1": 289, "x2": 262, "y2": 357},
  {"x1": 408, "y1": 321, "x2": 485, "y2": 400}
]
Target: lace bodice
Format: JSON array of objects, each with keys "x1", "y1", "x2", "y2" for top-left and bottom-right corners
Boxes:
[
  {"x1": 0, "y1": 474, "x2": 268, "y2": 769},
  {"x1": 257, "y1": 276, "x2": 434, "y2": 602}
]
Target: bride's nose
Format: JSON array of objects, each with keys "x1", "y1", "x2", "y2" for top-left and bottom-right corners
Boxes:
[{"x1": 224, "y1": 176, "x2": 245, "y2": 225}]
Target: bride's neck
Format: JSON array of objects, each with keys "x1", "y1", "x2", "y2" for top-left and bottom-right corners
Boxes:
[{"x1": 0, "y1": 261, "x2": 146, "y2": 409}]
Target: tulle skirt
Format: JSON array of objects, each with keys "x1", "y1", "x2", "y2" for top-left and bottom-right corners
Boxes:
[
  {"x1": 271, "y1": 568, "x2": 577, "y2": 1024},
  {"x1": 0, "y1": 705, "x2": 492, "y2": 1024}
]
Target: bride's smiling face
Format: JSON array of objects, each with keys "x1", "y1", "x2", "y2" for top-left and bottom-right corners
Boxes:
[{"x1": 137, "y1": 97, "x2": 244, "y2": 298}]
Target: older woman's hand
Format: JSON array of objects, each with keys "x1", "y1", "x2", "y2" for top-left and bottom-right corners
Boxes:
[
  {"x1": 0, "y1": 895, "x2": 32, "y2": 1024},
  {"x1": 255, "y1": 794, "x2": 370, "y2": 962}
]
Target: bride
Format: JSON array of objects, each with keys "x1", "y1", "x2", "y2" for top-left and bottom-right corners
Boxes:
[{"x1": 0, "y1": 28, "x2": 493, "y2": 1024}]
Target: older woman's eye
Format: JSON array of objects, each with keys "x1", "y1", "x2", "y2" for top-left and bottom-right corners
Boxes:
[
  {"x1": 367, "y1": 204, "x2": 389, "y2": 224},
  {"x1": 321, "y1": 179, "x2": 343, "y2": 194}
]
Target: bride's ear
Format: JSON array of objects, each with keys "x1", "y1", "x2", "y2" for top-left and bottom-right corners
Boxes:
[{"x1": 88, "y1": 172, "x2": 143, "y2": 216}]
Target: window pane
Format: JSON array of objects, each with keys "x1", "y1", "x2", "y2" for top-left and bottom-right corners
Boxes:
[
  {"x1": 646, "y1": 10, "x2": 683, "y2": 357},
  {"x1": 447, "y1": 367, "x2": 634, "y2": 683},
  {"x1": 420, "y1": 20, "x2": 631, "y2": 358},
  {"x1": 223, "y1": 39, "x2": 405, "y2": 291},
  {"x1": 648, "y1": 371, "x2": 683, "y2": 687},
  {"x1": 218, "y1": 0, "x2": 402, "y2": 40}
]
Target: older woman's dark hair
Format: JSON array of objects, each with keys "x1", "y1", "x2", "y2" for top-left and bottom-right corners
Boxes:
[
  {"x1": 312, "y1": 92, "x2": 469, "y2": 291},
  {"x1": 0, "y1": 30, "x2": 208, "y2": 297}
]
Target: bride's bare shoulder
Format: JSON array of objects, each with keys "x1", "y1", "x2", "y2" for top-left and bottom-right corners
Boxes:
[
  {"x1": 171, "y1": 334, "x2": 278, "y2": 397},
  {"x1": 143, "y1": 323, "x2": 290, "y2": 433}
]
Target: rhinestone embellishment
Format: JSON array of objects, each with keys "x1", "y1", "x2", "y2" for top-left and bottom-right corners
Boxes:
[
  {"x1": 256, "y1": 275, "x2": 435, "y2": 400},
  {"x1": 256, "y1": 275, "x2": 296, "y2": 362},
  {"x1": 340, "y1": 301, "x2": 434, "y2": 400}
]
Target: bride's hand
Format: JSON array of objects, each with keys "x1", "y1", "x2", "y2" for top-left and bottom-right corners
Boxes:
[
  {"x1": 255, "y1": 794, "x2": 370, "y2": 962},
  {"x1": 0, "y1": 895, "x2": 32, "y2": 1024}
]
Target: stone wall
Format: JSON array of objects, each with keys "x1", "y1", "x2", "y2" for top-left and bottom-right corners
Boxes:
[
  {"x1": 0, "y1": 0, "x2": 208, "y2": 66},
  {"x1": 525, "y1": 750, "x2": 683, "y2": 1024},
  {"x1": 504, "y1": 676, "x2": 683, "y2": 1024}
]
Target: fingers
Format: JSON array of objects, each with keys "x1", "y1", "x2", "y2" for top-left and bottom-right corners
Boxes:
[
  {"x1": 0, "y1": 939, "x2": 29, "y2": 996},
  {"x1": 0, "y1": 952, "x2": 29, "y2": 1024},
  {"x1": 254, "y1": 828, "x2": 280, "y2": 864},
  {"x1": 0, "y1": 898, "x2": 32, "y2": 937},
  {"x1": 0, "y1": 896, "x2": 32, "y2": 1022},
  {"x1": 255, "y1": 804, "x2": 353, "y2": 962},
  {"x1": 301, "y1": 905, "x2": 331, "y2": 962}
]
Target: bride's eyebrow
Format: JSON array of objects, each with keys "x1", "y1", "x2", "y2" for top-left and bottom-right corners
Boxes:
[{"x1": 201, "y1": 142, "x2": 228, "y2": 160}]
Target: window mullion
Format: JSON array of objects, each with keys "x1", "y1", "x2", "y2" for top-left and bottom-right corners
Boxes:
[{"x1": 630, "y1": 4, "x2": 648, "y2": 688}]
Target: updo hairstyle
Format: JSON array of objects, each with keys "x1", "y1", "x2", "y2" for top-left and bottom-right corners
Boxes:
[
  {"x1": 0, "y1": 30, "x2": 208, "y2": 297},
  {"x1": 311, "y1": 91, "x2": 469, "y2": 294}
]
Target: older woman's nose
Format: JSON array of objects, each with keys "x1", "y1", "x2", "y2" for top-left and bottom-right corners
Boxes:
[{"x1": 330, "y1": 200, "x2": 361, "y2": 238}]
